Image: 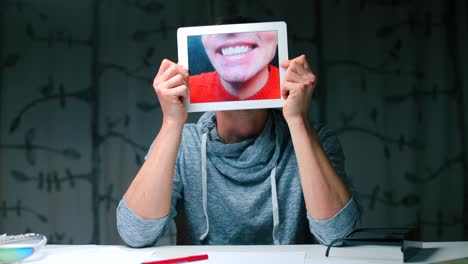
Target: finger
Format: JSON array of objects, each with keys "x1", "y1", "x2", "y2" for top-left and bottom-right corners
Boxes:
[
  {"x1": 281, "y1": 54, "x2": 310, "y2": 69},
  {"x1": 281, "y1": 80, "x2": 305, "y2": 99},
  {"x1": 281, "y1": 83, "x2": 290, "y2": 100},
  {"x1": 175, "y1": 62, "x2": 190, "y2": 81},
  {"x1": 289, "y1": 54, "x2": 310, "y2": 71},
  {"x1": 165, "y1": 85, "x2": 188, "y2": 104},
  {"x1": 179, "y1": 64, "x2": 189, "y2": 73},
  {"x1": 280, "y1": 59, "x2": 292, "y2": 69},
  {"x1": 282, "y1": 80, "x2": 306, "y2": 93},
  {"x1": 284, "y1": 66, "x2": 310, "y2": 83},
  {"x1": 287, "y1": 59, "x2": 313, "y2": 77},
  {"x1": 282, "y1": 76, "x2": 318, "y2": 99},
  {"x1": 156, "y1": 59, "x2": 176, "y2": 79},
  {"x1": 285, "y1": 64, "x2": 318, "y2": 91},
  {"x1": 296, "y1": 54, "x2": 310, "y2": 70},
  {"x1": 159, "y1": 73, "x2": 186, "y2": 91},
  {"x1": 155, "y1": 64, "x2": 185, "y2": 87},
  {"x1": 154, "y1": 64, "x2": 177, "y2": 88},
  {"x1": 180, "y1": 66, "x2": 189, "y2": 83},
  {"x1": 289, "y1": 62, "x2": 317, "y2": 85}
]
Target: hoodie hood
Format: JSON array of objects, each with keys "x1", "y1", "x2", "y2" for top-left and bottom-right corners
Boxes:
[{"x1": 197, "y1": 111, "x2": 283, "y2": 183}]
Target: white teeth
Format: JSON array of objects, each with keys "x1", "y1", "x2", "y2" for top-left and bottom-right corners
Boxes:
[{"x1": 221, "y1": 45, "x2": 252, "y2": 56}]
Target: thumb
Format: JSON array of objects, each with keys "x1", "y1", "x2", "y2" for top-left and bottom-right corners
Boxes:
[{"x1": 280, "y1": 59, "x2": 291, "y2": 69}]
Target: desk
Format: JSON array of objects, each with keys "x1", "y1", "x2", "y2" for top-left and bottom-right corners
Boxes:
[{"x1": 24, "y1": 242, "x2": 468, "y2": 264}]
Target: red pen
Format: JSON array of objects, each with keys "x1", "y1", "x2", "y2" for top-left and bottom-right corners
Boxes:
[{"x1": 141, "y1": 254, "x2": 209, "y2": 264}]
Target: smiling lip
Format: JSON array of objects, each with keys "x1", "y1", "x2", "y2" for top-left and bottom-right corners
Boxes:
[{"x1": 216, "y1": 43, "x2": 258, "y2": 56}]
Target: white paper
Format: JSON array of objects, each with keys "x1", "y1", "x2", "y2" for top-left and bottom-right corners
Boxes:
[
  {"x1": 25, "y1": 245, "x2": 155, "y2": 264},
  {"x1": 147, "y1": 251, "x2": 305, "y2": 264},
  {"x1": 305, "y1": 258, "x2": 370, "y2": 264}
]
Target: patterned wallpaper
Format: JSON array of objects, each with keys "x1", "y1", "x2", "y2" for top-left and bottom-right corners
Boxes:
[{"x1": 1, "y1": 0, "x2": 467, "y2": 245}]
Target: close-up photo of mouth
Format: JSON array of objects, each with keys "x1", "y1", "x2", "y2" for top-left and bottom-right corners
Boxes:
[{"x1": 216, "y1": 44, "x2": 258, "y2": 56}]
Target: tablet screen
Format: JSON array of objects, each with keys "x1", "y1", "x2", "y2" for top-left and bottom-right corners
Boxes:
[{"x1": 177, "y1": 22, "x2": 288, "y2": 112}]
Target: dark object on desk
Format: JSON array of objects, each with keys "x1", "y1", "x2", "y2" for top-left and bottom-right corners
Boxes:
[{"x1": 325, "y1": 227, "x2": 421, "y2": 262}]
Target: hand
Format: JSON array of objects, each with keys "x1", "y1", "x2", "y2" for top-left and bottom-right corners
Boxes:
[
  {"x1": 280, "y1": 55, "x2": 318, "y2": 124},
  {"x1": 153, "y1": 59, "x2": 189, "y2": 127}
]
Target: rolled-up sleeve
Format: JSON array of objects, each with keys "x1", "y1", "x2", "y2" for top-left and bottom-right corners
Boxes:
[
  {"x1": 116, "y1": 198, "x2": 174, "y2": 247},
  {"x1": 307, "y1": 195, "x2": 360, "y2": 245}
]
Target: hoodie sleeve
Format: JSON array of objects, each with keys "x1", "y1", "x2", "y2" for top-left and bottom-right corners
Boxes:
[
  {"x1": 116, "y1": 143, "x2": 184, "y2": 248},
  {"x1": 306, "y1": 124, "x2": 361, "y2": 245},
  {"x1": 116, "y1": 197, "x2": 175, "y2": 247}
]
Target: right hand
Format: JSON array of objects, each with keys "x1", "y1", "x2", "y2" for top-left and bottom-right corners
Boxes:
[{"x1": 153, "y1": 59, "x2": 189, "y2": 127}]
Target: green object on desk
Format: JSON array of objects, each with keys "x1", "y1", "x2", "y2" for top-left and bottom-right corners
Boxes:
[{"x1": 0, "y1": 247, "x2": 35, "y2": 263}]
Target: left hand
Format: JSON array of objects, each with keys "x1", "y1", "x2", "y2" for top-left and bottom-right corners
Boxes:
[{"x1": 280, "y1": 54, "x2": 318, "y2": 123}]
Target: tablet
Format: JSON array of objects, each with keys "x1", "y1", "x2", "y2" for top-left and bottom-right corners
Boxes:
[{"x1": 177, "y1": 21, "x2": 288, "y2": 112}]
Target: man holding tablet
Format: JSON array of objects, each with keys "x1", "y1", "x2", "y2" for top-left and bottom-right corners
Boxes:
[{"x1": 117, "y1": 19, "x2": 360, "y2": 247}]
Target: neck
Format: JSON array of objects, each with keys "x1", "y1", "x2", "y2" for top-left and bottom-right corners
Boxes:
[
  {"x1": 216, "y1": 109, "x2": 269, "y2": 143},
  {"x1": 220, "y1": 66, "x2": 270, "y2": 99}
]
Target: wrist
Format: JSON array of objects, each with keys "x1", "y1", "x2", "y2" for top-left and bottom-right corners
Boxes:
[
  {"x1": 162, "y1": 118, "x2": 185, "y2": 132},
  {"x1": 285, "y1": 114, "x2": 309, "y2": 129},
  {"x1": 286, "y1": 115, "x2": 319, "y2": 141}
]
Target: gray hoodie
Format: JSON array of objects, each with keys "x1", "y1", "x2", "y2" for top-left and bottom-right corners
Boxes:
[{"x1": 117, "y1": 110, "x2": 360, "y2": 247}]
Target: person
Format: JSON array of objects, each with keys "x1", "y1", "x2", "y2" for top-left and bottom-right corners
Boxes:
[
  {"x1": 189, "y1": 30, "x2": 280, "y2": 103},
  {"x1": 116, "y1": 24, "x2": 360, "y2": 247}
]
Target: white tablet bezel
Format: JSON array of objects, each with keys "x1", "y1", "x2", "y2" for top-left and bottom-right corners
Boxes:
[{"x1": 177, "y1": 21, "x2": 288, "y2": 112}]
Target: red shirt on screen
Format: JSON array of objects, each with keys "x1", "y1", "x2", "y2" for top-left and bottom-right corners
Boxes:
[{"x1": 189, "y1": 64, "x2": 280, "y2": 103}]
